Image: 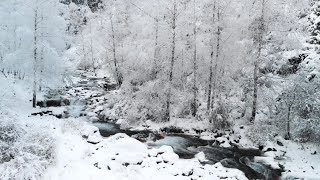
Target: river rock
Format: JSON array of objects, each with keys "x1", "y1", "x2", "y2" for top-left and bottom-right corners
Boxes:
[
  {"x1": 277, "y1": 140, "x2": 284, "y2": 146},
  {"x1": 195, "y1": 152, "x2": 206, "y2": 163}
]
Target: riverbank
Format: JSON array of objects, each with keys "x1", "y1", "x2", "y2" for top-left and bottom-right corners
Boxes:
[
  {"x1": 0, "y1": 72, "x2": 250, "y2": 180},
  {"x1": 72, "y1": 71, "x2": 320, "y2": 179},
  {"x1": 2, "y1": 72, "x2": 319, "y2": 180}
]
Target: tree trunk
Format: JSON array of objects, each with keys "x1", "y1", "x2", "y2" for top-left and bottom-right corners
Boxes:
[
  {"x1": 207, "y1": 2, "x2": 216, "y2": 112},
  {"x1": 286, "y1": 106, "x2": 291, "y2": 140},
  {"x1": 207, "y1": 53, "x2": 214, "y2": 111},
  {"x1": 250, "y1": 0, "x2": 265, "y2": 123},
  {"x1": 39, "y1": 46, "x2": 44, "y2": 91},
  {"x1": 181, "y1": 48, "x2": 186, "y2": 90},
  {"x1": 192, "y1": 0, "x2": 197, "y2": 117},
  {"x1": 110, "y1": 15, "x2": 121, "y2": 86},
  {"x1": 211, "y1": 3, "x2": 220, "y2": 110},
  {"x1": 250, "y1": 60, "x2": 259, "y2": 122},
  {"x1": 165, "y1": 0, "x2": 177, "y2": 122},
  {"x1": 151, "y1": 19, "x2": 159, "y2": 79},
  {"x1": 90, "y1": 22, "x2": 96, "y2": 76},
  {"x1": 81, "y1": 32, "x2": 87, "y2": 71},
  {"x1": 33, "y1": 9, "x2": 38, "y2": 108}
]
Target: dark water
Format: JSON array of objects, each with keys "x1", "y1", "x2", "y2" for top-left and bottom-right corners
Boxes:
[{"x1": 93, "y1": 121, "x2": 283, "y2": 180}]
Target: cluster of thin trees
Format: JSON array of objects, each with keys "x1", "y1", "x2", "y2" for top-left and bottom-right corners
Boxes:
[{"x1": 70, "y1": 0, "x2": 310, "y2": 128}]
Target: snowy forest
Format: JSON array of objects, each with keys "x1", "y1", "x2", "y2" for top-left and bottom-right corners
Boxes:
[{"x1": 1, "y1": 0, "x2": 320, "y2": 179}]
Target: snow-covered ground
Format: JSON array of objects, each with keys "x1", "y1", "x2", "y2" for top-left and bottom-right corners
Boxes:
[
  {"x1": 1, "y1": 74, "x2": 320, "y2": 180},
  {"x1": 272, "y1": 141, "x2": 320, "y2": 179},
  {"x1": 235, "y1": 120, "x2": 320, "y2": 179},
  {"x1": 0, "y1": 76, "x2": 248, "y2": 180},
  {"x1": 43, "y1": 125, "x2": 247, "y2": 180}
]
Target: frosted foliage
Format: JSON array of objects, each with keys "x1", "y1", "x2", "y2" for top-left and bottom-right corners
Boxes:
[
  {"x1": 0, "y1": 0, "x2": 67, "y2": 88},
  {"x1": 308, "y1": 1, "x2": 320, "y2": 45},
  {"x1": 0, "y1": 118, "x2": 55, "y2": 180}
]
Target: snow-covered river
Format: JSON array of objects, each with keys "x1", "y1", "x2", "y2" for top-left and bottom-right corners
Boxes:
[
  {"x1": 35, "y1": 72, "x2": 283, "y2": 179},
  {"x1": 93, "y1": 121, "x2": 283, "y2": 180}
]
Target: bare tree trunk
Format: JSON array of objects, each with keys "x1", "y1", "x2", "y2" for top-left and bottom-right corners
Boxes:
[
  {"x1": 39, "y1": 13, "x2": 44, "y2": 92},
  {"x1": 39, "y1": 46, "x2": 44, "y2": 91},
  {"x1": 207, "y1": 2, "x2": 216, "y2": 112},
  {"x1": 165, "y1": 0, "x2": 177, "y2": 122},
  {"x1": 207, "y1": 54, "x2": 214, "y2": 111},
  {"x1": 250, "y1": 0, "x2": 265, "y2": 123},
  {"x1": 90, "y1": 22, "x2": 96, "y2": 76},
  {"x1": 285, "y1": 87, "x2": 296, "y2": 140},
  {"x1": 286, "y1": 105, "x2": 291, "y2": 139},
  {"x1": 211, "y1": 3, "x2": 221, "y2": 110},
  {"x1": 181, "y1": 49, "x2": 186, "y2": 90},
  {"x1": 250, "y1": 59, "x2": 259, "y2": 122},
  {"x1": 33, "y1": 9, "x2": 38, "y2": 108},
  {"x1": 81, "y1": 32, "x2": 87, "y2": 71},
  {"x1": 192, "y1": 0, "x2": 198, "y2": 117},
  {"x1": 110, "y1": 14, "x2": 121, "y2": 86},
  {"x1": 151, "y1": 19, "x2": 159, "y2": 79}
]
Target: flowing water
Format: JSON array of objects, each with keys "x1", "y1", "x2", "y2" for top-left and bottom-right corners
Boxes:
[
  {"x1": 36, "y1": 72, "x2": 283, "y2": 180},
  {"x1": 93, "y1": 121, "x2": 283, "y2": 180}
]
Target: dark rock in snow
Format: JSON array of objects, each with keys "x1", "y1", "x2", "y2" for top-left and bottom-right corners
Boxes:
[
  {"x1": 104, "y1": 83, "x2": 118, "y2": 91},
  {"x1": 265, "y1": 148, "x2": 277, "y2": 152},
  {"x1": 94, "y1": 162, "x2": 101, "y2": 169},
  {"x1": 123, "y1": 163, "x2": 130, "y2": 167},
  {"x1": 87, "y1": 141, "x2": 99, "y2": 145},
  {"x1": 259, "y1": 145, "x2": 264, "y2": 150},
  {"x1": 31, "y1": 110, "x2": 53, "y2": 116},
  {"x1": 182, "y1": 169, "x2": 193, "y2": 176},
  {"x1": 161, "y1": 126, "x2": 184, "y2": 134},
  {"x1": 276, "y1": 140, "x2": 284, "y2": 146},
  {"x1": 37, "y1": 98, "x2": 70, "y2": 107}
]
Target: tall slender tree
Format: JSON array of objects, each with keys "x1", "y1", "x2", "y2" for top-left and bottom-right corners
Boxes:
[
  {"x1": 32, "y1": 8, "x2": 38, "y2": 108},
  {"x1": 165, "y1": 0, "x2": 178, "y2": 121},
  {"x1": 250, "y1": 0, "x2": 266, "y2": 123},
  {"x1": 211, "y1": 0, "x2": 221, "y2": 110},
  {"x1": 207, "y1": 1, "x2": 216, "y2": 111},
  {"x1": 191, "y1": 0, "x2": 198, "y2": 117},
  {"x1": 109, "y1": 13, "x2": 121, "y2": 86}
]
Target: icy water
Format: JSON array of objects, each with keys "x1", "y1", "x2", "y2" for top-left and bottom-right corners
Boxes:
[{"x1": 93, "y1": 121, "x2": 283, "y2": 180}]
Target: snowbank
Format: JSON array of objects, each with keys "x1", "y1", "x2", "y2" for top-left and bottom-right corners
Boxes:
[
  {"x1": 44, "y1": 123, "x2": 248, "y2": 180},
  {"x1": 0, "y1": 76, "x2": 248, "y2": 180}
]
